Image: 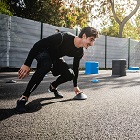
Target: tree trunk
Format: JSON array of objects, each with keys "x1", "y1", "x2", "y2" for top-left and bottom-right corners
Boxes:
[
  {"x1": 118, "y1": 23, "x2": 125, "y2": 38},
  {"x1": 110, "y1": 0, "x2": 140, "y2": 38}
]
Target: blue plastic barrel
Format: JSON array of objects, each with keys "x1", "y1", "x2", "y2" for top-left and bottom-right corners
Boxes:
[{"x1": 85, "y1": 61, "x2": 99, "y2": 74}]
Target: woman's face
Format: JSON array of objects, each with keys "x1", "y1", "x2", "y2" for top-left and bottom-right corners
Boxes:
[{"x1": 82, "y1": 34, "x2": 95, "y2": 49}]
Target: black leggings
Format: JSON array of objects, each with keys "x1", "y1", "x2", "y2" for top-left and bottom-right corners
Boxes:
[{"x1": 23, "y1": 52, "x2": 74, "y2": 97}]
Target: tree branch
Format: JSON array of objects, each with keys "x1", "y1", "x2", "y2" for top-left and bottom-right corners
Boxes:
[
  {"x1": 122, "y1": 0, "x2": 140, "y2": 24},
  {"x1": 109, "y1": 0, "x2": 121, "y2": 25}
]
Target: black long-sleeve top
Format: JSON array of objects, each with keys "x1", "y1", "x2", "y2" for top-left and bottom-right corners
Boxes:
[{"x1": 24, "y1": 32, "x2": 84, "y2": 87}]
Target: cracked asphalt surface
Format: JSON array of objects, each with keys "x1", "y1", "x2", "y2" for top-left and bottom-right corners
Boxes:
[{"x1": 1, "y1": 70, "x2": 140, "y2": 140}]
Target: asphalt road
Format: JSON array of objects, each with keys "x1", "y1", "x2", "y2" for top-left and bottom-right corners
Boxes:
[{"x1": 1, "y1": 70, "x2": 140, "y2": 140}]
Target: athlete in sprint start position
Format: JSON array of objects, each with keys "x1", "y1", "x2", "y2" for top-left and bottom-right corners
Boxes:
[{"x1": 16, "y1": 27, "x2": 98, "y2": 113}]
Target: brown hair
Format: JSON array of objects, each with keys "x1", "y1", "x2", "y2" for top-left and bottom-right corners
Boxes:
[{"x1": 78, "y1": 27, "x2": 98, "y2": 38}]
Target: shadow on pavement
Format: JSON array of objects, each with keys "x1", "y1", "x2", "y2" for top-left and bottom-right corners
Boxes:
[
  {"x1": 0, "y1": 108, "x2": 16, "y2": 121},
  {"x1": 26, "y1": 97, "x2": 57, "y2": 113},
  {"x1": 0, "y1": 97, "x2": 74, "y2": 121}
]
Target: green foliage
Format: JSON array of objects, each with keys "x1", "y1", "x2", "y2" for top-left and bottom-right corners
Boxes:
[
  {"x1": 0, "y1": 1, "x2": 13, "y2": 16},
  {"x1": 5, "y1": 0, "x2": 89, "y2": 29},
  {"x1": 135, "y1": 12, "x2": 140, "y2": 40},
  {"x1": 123, "y1": 21, "x2": 139, "y2": 40},
  {"x1": 88, "y1": 0, "x2": 140, "y2": 38},
  {"x1": 59, "y1": 4, "x2": 88, "y2": 28},
  {"x1": 101, "y1": 15, "x2": 140, "y2": 40},
  {"x1": 101, "y1": 17, "x2": 119, "y2": 36}
]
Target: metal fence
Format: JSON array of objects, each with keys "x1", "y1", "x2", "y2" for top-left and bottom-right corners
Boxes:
[{"x1": 0, "y1": 14, "x2": 139, "y2": 69}]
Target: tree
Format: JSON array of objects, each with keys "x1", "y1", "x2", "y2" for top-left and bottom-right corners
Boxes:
[
  {"x1": 6, "y1": 0, "x2": 89, "y2": 28},
  {"x1": 59, "y1": 2, "x2": 89, "y2": 28},
  {"x1": 90, "y1": 0, "x2": 140, "y2": 38},
  {"x1": 66, "y1": 0, "x2": 140, "y2": 38},
  {"x1": 101, "y1": 11, "x2": 140, "y2": 40},
  {"x1": 108, "y1": 0, "x2": 140, "y2": 38}
]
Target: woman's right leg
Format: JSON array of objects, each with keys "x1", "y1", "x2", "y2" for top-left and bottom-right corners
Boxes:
[
  {"x1": 22, "y1": 66, "x2": 50, "y2": 97},
  {"x1": 23, "y1": 52, "x2": 52, "y2": 98},
  {"x1": 16, "y1": 52, "x2": 52, "y2": 113}
]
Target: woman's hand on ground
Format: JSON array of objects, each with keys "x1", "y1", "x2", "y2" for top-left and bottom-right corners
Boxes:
[{"x1": 74, "y1": 86, "x2": 83, "y2": 94}]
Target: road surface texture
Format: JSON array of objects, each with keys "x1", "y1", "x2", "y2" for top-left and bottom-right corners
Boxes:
[{"x1": 1, "y1": 70, "x2": 140, "y2": 140}]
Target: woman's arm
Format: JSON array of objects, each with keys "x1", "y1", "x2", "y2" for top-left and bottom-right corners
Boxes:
[
  {"x1": 73, "y1": 57, "x2": 84, "y2": 94},
  {"x1": 73, "y1": 57, "x2": 80, "y2": 87}
]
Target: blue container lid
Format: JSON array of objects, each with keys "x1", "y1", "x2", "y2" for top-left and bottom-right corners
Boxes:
[
  {"x1": 92, "y1": 79, "x2": 99, "y2": 83},
  {"x1": 129, "y1": 67, "x2": 139, "y2": 70}
]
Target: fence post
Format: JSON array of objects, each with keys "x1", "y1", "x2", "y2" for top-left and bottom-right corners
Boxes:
[
  {"x1": 76, "y1": 28, "x2": 78, "y2": 36},
  {"x1": 105, "y1": 35, "x2": 107, "y2": 69},
  {"x1": 128, "y1": 38, "x2": 130, "y2": 68},
  {"x1": 6, "y1": 16, "x2": 11, "y2": 67},
  {"x1": 40, "y1": 22, "x2": 43, "y2": 39}
]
